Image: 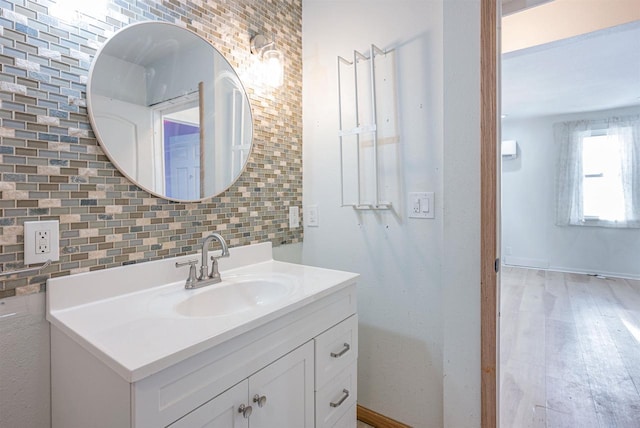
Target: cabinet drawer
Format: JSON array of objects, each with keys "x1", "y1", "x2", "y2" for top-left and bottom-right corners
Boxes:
[
  {"x1": 315, "y1": 314, "x2": 358, "y2": 389},
  {"x1": 332, "y1": 404, "x2": 356, "y2": 428},
  {"x1": 315, "y1": 362, "x2": 357, "y2": 428}
]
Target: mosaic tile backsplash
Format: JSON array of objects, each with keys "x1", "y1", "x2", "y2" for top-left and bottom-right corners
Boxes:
[{"x1": 0, "y1": 0, "x2": 303, "y2": 299}]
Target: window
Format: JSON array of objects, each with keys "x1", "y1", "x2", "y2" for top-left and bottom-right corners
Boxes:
[
  {"x1": 555, "y1": 115, "x2": 640, "y2": 228},
  {"x1": 581, "y1": 133, "x2": 626, "y2": 221}
]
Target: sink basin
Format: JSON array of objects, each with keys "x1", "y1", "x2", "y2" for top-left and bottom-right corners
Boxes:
[
  {"x1": 175, "y1": 278, "x2": 293, "y2": 317},
  {"x1": 149, "y1": 274, "x2": 297, "y2": 318}
]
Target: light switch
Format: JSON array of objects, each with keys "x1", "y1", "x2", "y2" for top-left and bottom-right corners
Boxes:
[
  {"x1": 408, "y1": 192, "x2": 435, "y2": 219},
  {"x1": 306, "y1": 205, "x2": 319, "y2": 227}
]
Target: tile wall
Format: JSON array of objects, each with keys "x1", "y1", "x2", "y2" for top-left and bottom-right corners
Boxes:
[{"x1": 0, "y1": 0, "x2": 303, "y2": 299}]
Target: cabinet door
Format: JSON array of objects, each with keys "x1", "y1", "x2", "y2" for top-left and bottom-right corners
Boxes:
[
  {"x1": 168, "y1": 380, "x2": 249, "y2": 428},
  {"x1": 249, "y1": 341, "x2": 315, "y2": 428}
]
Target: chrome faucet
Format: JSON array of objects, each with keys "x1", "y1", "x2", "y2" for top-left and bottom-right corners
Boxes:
[{"x1": 175, "y1": 233, "x2": 230, "y2": 289}]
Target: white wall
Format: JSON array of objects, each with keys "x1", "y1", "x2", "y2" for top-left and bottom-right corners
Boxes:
[
  {"x1": 0, "y1": 294, "x2": 51, "y2": 428},
  {"x1": 442, "y1": 0, "x2": 482, "y2": 425},
  {"x1": 303, "y1": 1, "x2": 483, "y2": 426},
  {"x1": 502, "y1": 105, "x2": 640, "y2": 278},
  {"x1": 302, "y1": 1, "x2": 444, "y2": 425}
]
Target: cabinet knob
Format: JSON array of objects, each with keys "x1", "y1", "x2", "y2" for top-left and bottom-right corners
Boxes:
[
  {"x1": 238, "y1": 404, "x2": 253, "y2": 418},
  {"x1": 253, "y1": 394, "x2": 267, "y2": 408}
]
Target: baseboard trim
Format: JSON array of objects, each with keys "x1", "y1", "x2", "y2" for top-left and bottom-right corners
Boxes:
[
  {"x1": 357, "y1": 405, "x2": 412, "y2": 428},
  {"x1": 502, "y1": 256, "x2": 549, "y2": 269},
  {"x1": 547, "y1": 265, "x2": 640, "y2": 281},
  {"x1": 502, "y1": 264, "x2": 640, "y2": 281}
]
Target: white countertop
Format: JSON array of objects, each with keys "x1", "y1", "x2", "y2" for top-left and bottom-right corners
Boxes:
[{"x1": 47, "y1": 243, "x2": 358, "y2": 382}]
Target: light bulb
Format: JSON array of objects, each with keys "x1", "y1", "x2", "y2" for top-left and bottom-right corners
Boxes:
[{"x1": 262, "y1": 49, "x2": 283, "y2": 88}]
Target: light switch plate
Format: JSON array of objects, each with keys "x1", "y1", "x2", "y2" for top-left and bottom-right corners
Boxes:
[
  {"x1": 306, "y1": 205, "x2": 319, "y2": 227},
  {"x1": 24, "y1": 220, "x2": 60, "y2": 264},
  {"x1": 408, "y1": 192, "x2": 435, "y2": 219}
]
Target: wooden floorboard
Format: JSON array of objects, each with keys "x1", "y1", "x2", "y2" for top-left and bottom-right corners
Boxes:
[{"x1": 500, "y1": 267, "x2": 640, "y2": 428}]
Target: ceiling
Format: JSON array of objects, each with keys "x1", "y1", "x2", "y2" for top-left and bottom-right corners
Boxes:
[
  {"x1": 501, "y1": 0, "x2": 552, "y2": 16},
  {"x1": 501, "y1": 21, "x2": 640, "y2": 120}
]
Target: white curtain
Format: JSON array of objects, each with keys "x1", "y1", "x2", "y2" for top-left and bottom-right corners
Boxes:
[
  {"x1": 554, "y1": 114, "x2": 640, "y2": 228},
  {"x1": 554, "y1": 120, "x2": 587, "y2": 226},
  {"x1": 611, "y1": 116, "x2": 640, "y2": 227}
]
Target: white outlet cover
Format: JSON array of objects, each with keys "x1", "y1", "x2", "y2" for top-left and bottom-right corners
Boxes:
[
  {"x1": 288, "y1": 206, "x2": 300, "y2": 229},
  {"x1": 24, "y1": 220, "x2": 60, "y2": 265}
]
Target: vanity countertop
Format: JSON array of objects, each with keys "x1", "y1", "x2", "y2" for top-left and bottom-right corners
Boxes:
[{"x1": 46, "y1": 242, "x2": 358, "y2": 383}]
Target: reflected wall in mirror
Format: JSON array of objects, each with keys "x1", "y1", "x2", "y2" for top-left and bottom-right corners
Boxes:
[{"x1": 87, "y1": 22, "x2": 253, "y2": 202}]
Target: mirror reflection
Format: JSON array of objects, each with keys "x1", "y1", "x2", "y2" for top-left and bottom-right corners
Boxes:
[{"x1": 87, "y1": 22, "x2": 253, "y2": 201}]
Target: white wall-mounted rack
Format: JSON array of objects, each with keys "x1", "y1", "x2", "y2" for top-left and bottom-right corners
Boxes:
[{"x1": 338, "y1": 44, "x2": 392, "y2": 211}]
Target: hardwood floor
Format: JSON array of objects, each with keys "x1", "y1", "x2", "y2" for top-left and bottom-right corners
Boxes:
[{"x1": 500, "y1": 267, "x2": 640, "y2": 428}]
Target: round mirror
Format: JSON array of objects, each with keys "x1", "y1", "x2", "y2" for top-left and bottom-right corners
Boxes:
[{"x1": 87, "y1": 22, "x2": 253, "y2": 202}]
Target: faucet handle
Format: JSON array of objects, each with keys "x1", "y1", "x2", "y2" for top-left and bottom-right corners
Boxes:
[
  {"x1": 175, "y1": 259, "x2": 198, "y2": 269},
  {"x1": 175, "y1": 259, "x2": 198, "y2": 289},
  {"x1": 209, "y1": 248, "x2": 230, "y2": 279},
  {"x1": 208, "y1": 255, "x2": 222, "y2": 279}
]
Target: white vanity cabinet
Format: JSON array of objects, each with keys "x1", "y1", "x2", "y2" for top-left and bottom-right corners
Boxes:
[
  {"x1": 50, "y1": 283, "x2": 357, "y2": 428},
  {"x1": 48, "y1": 243, "x2": 359, "y2": 428}
]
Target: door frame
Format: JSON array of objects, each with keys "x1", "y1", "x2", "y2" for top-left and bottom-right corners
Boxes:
[{"x1": 480, "y1": 0, "x2": 499, "y2": 427}]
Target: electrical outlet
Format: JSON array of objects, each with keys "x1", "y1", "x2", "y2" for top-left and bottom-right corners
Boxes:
[
  {"x1": 24, "y1": 220, "x2": 60, "y2": 265},
  {"x1": 413, "y1": 198, "x2": 423, "y2": 213},
  {"x1": 408, "y1": 192, "x2": 435, "y2": 219},
  {"x1": 288, "y1": 206, "x2": 300, "y2": 229},
  {"x1": 36, "y1": 230, "x2": 50, "y2": 254}
]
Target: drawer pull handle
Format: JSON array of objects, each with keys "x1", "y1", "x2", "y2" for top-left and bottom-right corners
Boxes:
[
  {"x1": 330, "y1": 389, "x2": 350, "y2": 408},
  {"x1": 238, "y1": 404, "x2": 252, "y2": 418},
  {"x1": 330, "y1": 343, "x2": 350, "y2": 358}
]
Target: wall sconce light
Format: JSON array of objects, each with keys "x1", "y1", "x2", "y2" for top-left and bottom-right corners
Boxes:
[{"x1": 250, "y1": 34, "x2": 284, "y2": 88}]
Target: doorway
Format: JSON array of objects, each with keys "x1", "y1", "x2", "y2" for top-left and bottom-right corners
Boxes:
[{"x1": 498, "y1": 6, "x2": 640, "y2": 427}]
